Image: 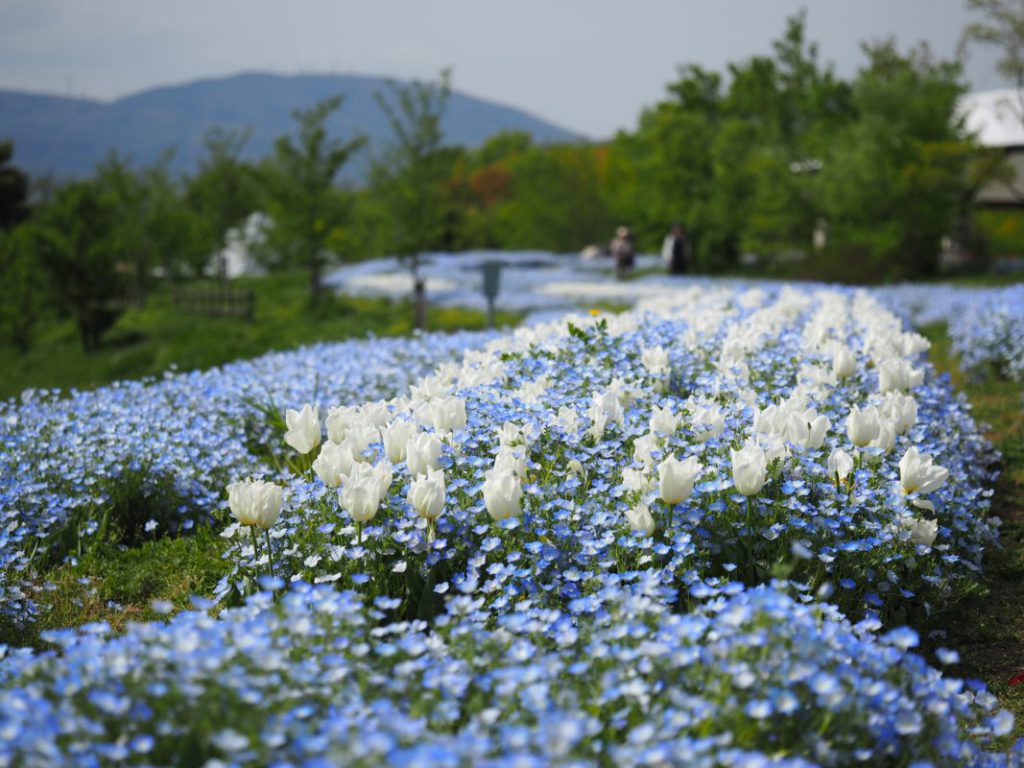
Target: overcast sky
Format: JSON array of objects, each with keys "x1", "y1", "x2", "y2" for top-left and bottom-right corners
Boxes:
[{"x1": 0, "y1": 0, "x2": 1011, "y2": 139}]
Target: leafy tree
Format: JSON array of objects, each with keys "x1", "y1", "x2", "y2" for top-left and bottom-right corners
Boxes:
[
  {"x1": 0, "y1": 225, "x2": 43, "y2": 353},
  {"x1": 816, "y1": 42, "x2": 970, "y2": 280},
  {"x1": 263, "y1": 96, "x2": 365, "y2": 307},
  {"x1": 371, "y1": 69, "x2": 454, "y2": 325},
  {"x1": 962, "y1": 0, "x2": 1024, "y2": 89},
  {"x1": 0, "y1": 141, "x2": 29, "y2": 230},
  {"x1": 33, "y1": 180, "x2": 127, "y2": 351},
  {"x1": 186, "y1": 128, "x2": 261, "y2": 279}
]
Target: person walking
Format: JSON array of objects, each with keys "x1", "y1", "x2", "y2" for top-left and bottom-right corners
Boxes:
[
  {"x1": 610, "y1": 225, "x2": 635, "y2": 280},
  {"x1": 662, "y1": 223, "x2": 690, "y2": 276}
]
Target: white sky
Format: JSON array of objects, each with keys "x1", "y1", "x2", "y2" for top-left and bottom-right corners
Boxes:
[{"x1": 0, "y1": 0, "x2": 1010, "y2": 139}]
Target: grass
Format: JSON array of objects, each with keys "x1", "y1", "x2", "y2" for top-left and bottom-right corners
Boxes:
[
  {"x1": 3, "y1": 525, "x2": 231, "y2": 649},
  {"x1": 922, "y1": 322, "x2": 1024, "y2": 736},
  {"x1": 0, "y1": 271, "x2": 520, "y2": 399}
]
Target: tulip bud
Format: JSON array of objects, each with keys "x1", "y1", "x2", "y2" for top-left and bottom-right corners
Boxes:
[
  {"x1": 430, "y1": 395, "x2": 468, "y2": 433},
  {"x1": 483, "y1": 466, "x2": 522, "y2": 521},
  {"x1": 408, "y1": 468, "x2": 446, "y2": 521},
  {"x1": 325, "y1": 405, "x2": 360, "y2": 445},
  {"x1": 359, "y1": 401, "x2": 391, "y2": 428},
  {"x1": 832, "y1": 347, "x2": 858, "y2": 379},
  {"x1": 339, "y1": 463, "x2": 383, "y2": 523},
  {"x1": 380, "y1": 419, "x2": 415, "y2": 464},
  {"x1": 556, "y1": 406, "x2": 580, "y2": 436},
  {"x1": 633, "y1": 433, "x2": 661, "y2": 469},
  {"x1": 899, "y1": 446, "x2": 948, "y2": 495},
  {"x1": 658, "y1": 454, "x2": 702, "y2": 506},
  {"x1": 625, "y1": 502, "x2": 656, "y2": 536},
  {"x1": 227, "y1": 479, "x2": 283, "y2": 529},
  {"x1": 907, "y1": 517, "x2": 938, "y2": 547},
  {"x1": 406, "y1": 432, "x2": 443, "y2": 477},
  {"x1": 641, "y1": 346, "x2": 670, "y2": 375},
  {"x1": 731, "y1": 441, "x2": 768, "y2": 496},
  {"x1": 826, "y1": 447, "x2": 853, "y2": 483},
  {"x1": 846, "y1": 405, "x2": 880, "y2": 448},
  {"x1": 284, "y1": 404, "x2": 322, "y2": 455},
  {"x1": 649, "y1": 405, "x2": 680, "y2": 436},
  {"x1": 312, "y1": 441, "x2": 355, "y2": 487},
  {"x1": 869, "y1": 417, "x2": 896, "y2": 453}
]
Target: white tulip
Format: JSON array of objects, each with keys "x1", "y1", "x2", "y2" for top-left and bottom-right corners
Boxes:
[
  {"x1": 832, "y1": 347, "x2": 858, "y2": 379},
  {"x1": 827, "y1": 447, "x2": 854, "y2": 483},
  {"x1": 493, "y1": 446, "x2": 528, "y2": 477},
  {"x1": 641, "y1": 346, "x2": 670, "y2": 375},
  {"x1": 408, "y1": 468, "x2": 446, "y2": 521},
  {"x1": 325, "y1": 405, "x2": 360, "y2": 444},
  {"x1": 649, "y1": 405, "x2": 679, "y2": 436},
  {"x1": 907, "y1": 517, "x2": 938, "y2": 547},
  {"x1": 430, "y1": 395, "x2": 468, "y2": 433},
  {"x1": 374, "y1": 460, "x2": 394, "y2": 499},
  {"x1": 341, "y1": 420, "x2": 379, "y2": 460},
  {"x1": 878, "y1": 358, "x2": 924, "y2": 393},
  {"x1": 339, "y1": 463, "x2": 382, "y2": 523},
  {"x1": 658, "y1": 455, "x2": 702, "y2": 505},
  {"x1": 880, "y1": 392, "x2": 917, "y2": 434},
  {"x1": 312, "y1": 441, "x2": 355, "y2": 487},
  {"x1": 869, "y1": 417, "x2": 897, "y2": 453},
  {"x1": 731, "y1": 441, "x2": 768, "y2": 496},
  {"x1": 622, "y1": 466, "x2": 655, "y2": 494},
  {"x1": 406, "y1": 432, "x2": 443, "y2": 477},
  {"x1": 625, "y1": 502, "x2": 656, "y2": 536},
  {"x1": 227, "y1": 479, "x2": 283, "y2": 529},
  {"x1": 359, "y1": 401, "x2": 391, "y2": 428},
  {"x1": 846, "y1": 405, "x2": 881, "y2": 448},
  {"x1": 284, "y1": 404, "x2": 322, "y2": 455},
  {"x1": 691, "y1": 405, "x2": 726, "y2": 443},
  {"x1": 380, "y1": 419, "x2": 415, "y2": 464},
  {"x1": 556, "y1": 406, "x2": 580, "y2": 436},
  {"x1": 633, "y1": 432, "x2": 661, "y2": 469},
  {"x1": 483, "y1": 466, "x2": 522, "y2": 521},
  {"x1": 899, "y1": 447, "x2": 948, "y2": 495}
]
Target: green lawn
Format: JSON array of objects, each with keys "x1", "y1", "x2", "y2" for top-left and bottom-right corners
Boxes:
[{"x1": 0, "y1": 271, "x2": 519, "y2": 399}]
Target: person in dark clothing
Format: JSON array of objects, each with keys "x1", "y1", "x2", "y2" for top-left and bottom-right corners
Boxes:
[
  {"x1": 662, "y1": 223, "x2": 689, "y2": 275},
  {"x1": 610, "y1": 225, "x2": 635, "y2": 280}
]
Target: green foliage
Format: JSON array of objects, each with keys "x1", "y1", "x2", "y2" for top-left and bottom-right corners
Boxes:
[
  {"x1": 0, "y1": 140, "x2": 29, "y2": 229},
  {"x1": 0, "y1": 270, "x2": 520, "y2": 399},
  {"x1": 814, "y1": 43, "x2": 969, "y2": 281},
  {"x1": 0, "y1": 225, "x2": 43, "y2": 352},
  {"x1": 32, "y1": 179, "x2": 128, "y2": 352},
  {"x1": 262, "y1": 96, "x2": 366, "y2": 307},
  {"x1": 185, "y1": 127, "x2": 262, "y2": 278},
  {"x1": 371, "y1": 69, "x2": 456, "y2": 263}
]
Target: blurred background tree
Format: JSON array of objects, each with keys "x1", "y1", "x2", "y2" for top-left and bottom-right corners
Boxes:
[{"x1": 262, "y1": 95, "x2": 365, "y2": 308}]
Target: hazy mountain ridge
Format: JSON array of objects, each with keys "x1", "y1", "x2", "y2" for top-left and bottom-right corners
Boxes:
[{"x1": 0, "y1": 72, "x2": 583, "y2": 179}]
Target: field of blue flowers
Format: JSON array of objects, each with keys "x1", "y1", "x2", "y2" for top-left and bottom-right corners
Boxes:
[{"x1": 1, "y1": 281, "x2": 1022, "y2": 765}]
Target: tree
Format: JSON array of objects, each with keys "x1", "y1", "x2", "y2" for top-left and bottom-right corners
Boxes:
[
  {"x1": 186, "y1": 127, "x2": 261, "y2": 279},
  {"x1": 816, "y1": 42, "x2": 970, "y2": 280},
  {"x1": 264, "y1": 96, "x2": 365, "y2": 308},
  {"x1": 33, "y1": 180, "x2": 128, "y2": 351},
  {"x1": 0, "y1": 225, "x2": 42, "y2": 353},
  {"x1": 0, "y1": 141, "x2": 30, "y2": 230},
  {"x1": 371, "y1": 69, "x2": 453, "y2": 327},
  {"x1": 963, "y1": 0, "x2": 1024, "y2": 90}
]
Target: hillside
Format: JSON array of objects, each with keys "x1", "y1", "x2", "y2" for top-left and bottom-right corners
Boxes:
[{"x1": 0, "y1": 72, "x2": 582, "y2": 179}]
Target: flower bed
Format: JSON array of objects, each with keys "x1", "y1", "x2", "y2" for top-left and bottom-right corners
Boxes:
[
  {"x1": 0, "y1": 330, "x2": 494, "y2": 619},
  {"x1": 220, "y1": 286, "x2": 998, "y2": 624},
  {"x1": 0, "y1": 582, "x2": 1012, "y2": 766},
  {"x1": 0, "y1": 283, "x2": 1017, "y2": 764}
]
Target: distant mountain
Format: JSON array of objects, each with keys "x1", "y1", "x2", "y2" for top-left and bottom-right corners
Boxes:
[{"x1": 0, "y1": 72, "x2": 583, "y2": 180}]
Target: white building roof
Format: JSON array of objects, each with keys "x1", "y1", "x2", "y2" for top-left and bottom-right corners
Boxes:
[{"x1": 960, "y1": 89, "x2": 1024, "y2": 148}]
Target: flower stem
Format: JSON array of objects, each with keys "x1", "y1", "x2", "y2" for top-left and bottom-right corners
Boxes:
[
  {"x1": 250, "y1": 526, "x2": 262, "y2": 580},
  {"x1": 264, "y1": 529, "x2": 275, "y2": 578}
]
